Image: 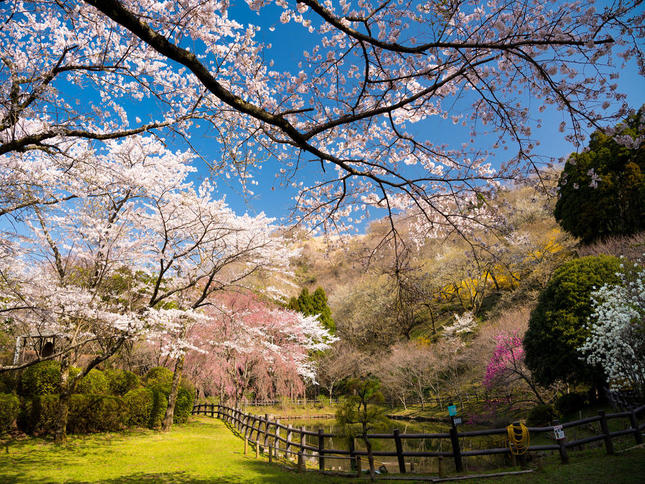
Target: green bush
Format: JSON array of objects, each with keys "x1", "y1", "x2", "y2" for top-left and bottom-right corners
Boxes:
[
  {"x1": 76, "y1": 369, "x2": 108, "y2": 395},
  {"x1": 173, "y1": 386, "x2": 195, "y2": 424},
  {"x1": 555, "y1": 392, "x2": 588, "y2": 416},
  {"x1": 67, "y1": 394, "x2": 127, "y2": 433},
  {"x1": 124, "y1": 387, "x2": 154, "y2": 427},
  {"x1": 18, "y1": 394, "x2": 59, "y2": 435},
  {"x1": 0, "y1": 371, "x2": 20, "y2": 394},
  {"x1": 144, "y1": 367, "x2": 173, "y2": 393},
  {"x1": 527, "y1": 404, "x2": 557, "y2": 426},
  {"x1": 0, "y1": 393, "x2": 20, "y2": 433},
  {"x1": 20, "y1": 361, "x2": 62, "y2": 396},
  {"x1": 524, "y1": 256, "x2": 624, "y2": 387},
  {"x1": 148, "y1": 387, "x2": 168, "y2": 429},
  {"x1": 105, "y1": 369, "x2": 140, "y2": 396}
]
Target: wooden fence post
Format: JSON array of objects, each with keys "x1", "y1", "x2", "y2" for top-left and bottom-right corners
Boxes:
[
  {"x1": 317, "y1": 429, "x2": 325, "y2": 471},
  {"x1": 449, "y1": 422, "x2": 463, "y2": 472},
  {"x1": 393, "y1": 428, "x2": 406, "y2": 473},
  {"x1": 629, "y1": 409, "x2": 643, "y2": 445},
  {"x1": 553, "y1": 420, "x2": 569, "y2": 464},
  {"x1": 297, "y1": 451, "x2": 305, "y2": 472},
  {"x1": 285, "y1": 425, "x2": 293, "y2": 459},
  {"x1": 263, "y1": 415, "x2": 270, "y2": 451},
  {"x1": 300, "y1": 426, "x2": 306, "y2": 453},
  {"x1": 274, "y1": 419, "x2": 281, "y2": 459},
  {"x1": 599, "y1": 411, "x2": 614, "y2": 455},
  {"x1": 348, "y1": 437, "x2": 357, "y2": 472},
  {"x1": 244, "y1": 416, "x2": 251, "y2": 452}
]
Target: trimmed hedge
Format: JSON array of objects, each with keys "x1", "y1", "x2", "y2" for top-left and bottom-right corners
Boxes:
[
  {"x1": 124, "y1": 387, "x2": 154, "y2": 427},
  {"x1": 0, "y1": 372, "x2": 19, "y2": 394},
  {"x1": 13, "y1": 365, "x2": 196, "y2": 435},
  {"x1": 105, "y1": 369, "x2": 140, "y2": 396},
  {"x1": 144, "y1": 367, "x2": 173, "y2": 393},
  {"x1": 19, "y1": 361, "x2": 61, "y2": 396},
  {"x1": 67, "y1": 394, "x2": 127, "y2": 433},
  {"x1": 18, "y1": 394, "x2": 60, "y2": 435},
  {"x1": 148, "y1": 387, "x2": 168, "y2": 429},
  {"x1": 174, "y1": 387, "x2": 195, "y2": 424},
  {"x1": 75, "y1": 369, "x2": 109, "y2": 395},
  {"x1": 0, "y1": 393, "x2": 20, "y2": 433}
]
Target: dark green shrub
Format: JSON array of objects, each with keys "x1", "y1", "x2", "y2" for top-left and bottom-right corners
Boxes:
[
  {"x1": 76, "y1": 369, "x2": 108, "y2": 395},
  {"x1": 0, "y1": 393, "x2": 20, "y2": 433},
  {"x1": 19, "y1": 361, "x2": 61, "y2": 396},
  {"x1": 144, "y1": 367, "x2": 173, "y2": 393},
  {"x1": 67, "y1": 394, "x2": 127, "y2": 433},
  {"x1": 524, "y1": 256, "x2": 624, "y2": 387},
  {"x1": 173, "y1": 386, "x2": 195, "y2": 424},
  {"x1": 555, "y1": 392, "x2": 588, "y2": 416},
  {"x1": 0, "y1": 371, "x2": 20, "y2": 394},
  {"x1": 124, "y1": 387, "x2": 154, "y2": 427},
  {"x1": 527, "y1": 404, "x2": 557, "y2": 426},
  {"x1": 18, "y1": 394, "x2": 59, "y2": 435},
  {"x1": 105, "y1": 369, "x2": 140, "y2": 396},
  {"x1": 148, "y1": 387, "x2": 168, "y2": 429}
]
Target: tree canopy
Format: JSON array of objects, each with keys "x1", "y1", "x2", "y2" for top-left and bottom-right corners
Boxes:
[
  {"x1": 554, "y1": 108, "x2": 645, "y2": 243},
  {"x1": 523, "y1": 255, "x2": 624, "y2": 388},
  {"x1": 288, "y1": 287, "x2": 335, "y2": 333},
  {"x1": 1, "y1": 0, "x2": 643, "y2": 246}
]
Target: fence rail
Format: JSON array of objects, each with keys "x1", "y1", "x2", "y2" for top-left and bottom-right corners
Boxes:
[
  {"x1": 243, "y1": 390, "x2": 518, "y2": 410},
  {"x1": 192, "y1": 402, "x2": 645, "y2": 476}
]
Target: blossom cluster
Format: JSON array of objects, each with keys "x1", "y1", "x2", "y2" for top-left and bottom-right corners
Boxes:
[{"x1": 578, "y1": 267, "x2": 645, "y2": 394}]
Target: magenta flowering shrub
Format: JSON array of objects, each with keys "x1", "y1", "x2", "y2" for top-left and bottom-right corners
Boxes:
[
  {"x1": 484, "y1": 332, "x2": 524, "y2": 390},
  {"x1": 483, "y1": 331, "x2": 546, "y2": 405}
]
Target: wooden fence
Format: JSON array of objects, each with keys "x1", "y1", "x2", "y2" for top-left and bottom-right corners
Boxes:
[{"x1": 192, "y1": 403, "x2": 645, "y2": 476}]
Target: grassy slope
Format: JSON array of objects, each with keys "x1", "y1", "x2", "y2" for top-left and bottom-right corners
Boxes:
[{"x1": 0, "y1": 417, "x2": 344, "y2": 483}]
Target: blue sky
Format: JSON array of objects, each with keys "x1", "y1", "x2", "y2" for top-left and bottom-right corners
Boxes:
[{"x1": 166, "y1": 0, "x2": 644, "y2": 230}]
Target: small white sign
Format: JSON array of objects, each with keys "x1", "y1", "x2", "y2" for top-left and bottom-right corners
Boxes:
[
  {"x1": 453, "y1": 417, "x2": 462, "y2": 425},
  {"x1": 553, "y1": 424, "x2": 565, "y2": 440}
]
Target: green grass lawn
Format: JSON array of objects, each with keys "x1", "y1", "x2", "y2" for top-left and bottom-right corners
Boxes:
[{"x1": 0, "y1": 417, "x2": 345, "y2": 483}]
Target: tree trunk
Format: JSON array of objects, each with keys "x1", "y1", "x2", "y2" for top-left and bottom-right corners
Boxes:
[
  {"x1": 54, "y1": 357, "x2": 71, "y2": 444},
  {"x1": 161, "y1": 353, "x2": 185, "y2": 431},
  {"x1": 363, "y1": 434, "x2": 376, "y2": 480},
  {"x1": 54, "y1": 390, "x2": 70, "y2": 444}
]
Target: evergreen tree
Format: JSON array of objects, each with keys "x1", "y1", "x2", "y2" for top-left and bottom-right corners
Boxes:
[
  {"x1": 288, "y1": 287, "x2": 336, "y2": 334},
  {"x1": 554, "y1": 108, "x2": 645, "y2": 243}
]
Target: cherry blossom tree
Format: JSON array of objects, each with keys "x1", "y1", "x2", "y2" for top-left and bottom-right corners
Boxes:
[
  {"x1": 2, "y1": 0, "x2": 643, "y2": 245},
  {"x1": 0, "y1": 135, "x2": 294, "y2": 440},
  {"x1": 183, "y1": 291, "x2": 335, "y2": 406}
]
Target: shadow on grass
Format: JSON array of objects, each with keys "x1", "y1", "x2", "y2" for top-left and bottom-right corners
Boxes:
[{"x1": 0, "y1": 464, "x2": 343, "y2": 484}]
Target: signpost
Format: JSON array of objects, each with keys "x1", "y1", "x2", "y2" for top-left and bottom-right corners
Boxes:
[{"x1": 447, "y1": 403, "x2": 463, "y2": 472}]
